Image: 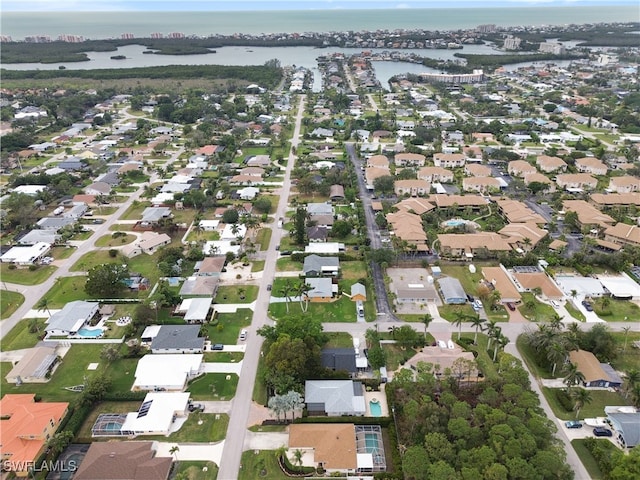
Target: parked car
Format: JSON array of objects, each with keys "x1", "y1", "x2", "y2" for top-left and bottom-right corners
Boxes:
[
  {"x1": 188, "y1": 403, "x2": 204, "y2": 412},
  {"x1": 211, "y1": 343, "x2": 224, "y2": 351},
  {"x1": 593, "y1": 427, "x2": 613, "y2": 437},
  {"x1": 267, "y1": 284, "x2": 272, "y2": 291},
  {"x1": 239, "y1": 329, "x2": 247, "y2": 341},
  {"x1": 506, "y1": 302, "x2": 516, "y2": 311},
  {"x1": 565, "y1": 420, "x2": 583, "y2": 429},
  {"x1": 582, "y1": 300, "x2": 594, "y2": 312}
]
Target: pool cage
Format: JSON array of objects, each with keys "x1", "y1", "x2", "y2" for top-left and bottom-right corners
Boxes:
[
  {"x1": 91, "y1": 414, "x2": 131, "y2": 437},
  {"x1": 355, "y1": 425, "x2": 386, "y2": 473}
]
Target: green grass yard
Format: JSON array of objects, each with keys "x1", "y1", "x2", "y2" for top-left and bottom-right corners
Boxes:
[
  {"x1": 238, "y1": 450, "x2": 288, "y2": 480},
  {"x1": 592, "y1": 298, "x2": 640, "y2": 321},
  {"x1": 94, "y1": 233, "x2": 137, "y2": 247},
  {"x1": 542, "y1": 387, "x2": 630, "y2": 421},
  {"x1": 0, "y1": 264, "x2": 57, "y2": 285},
  {"x1": 174, "y1": 461, "x2": 219, "y2": 480},
  {"x1": 518, "y1": 292, "x2": 557, "y2": 322},
  {"x1": 255, "y1": 228, "x2": 272, "y2": 251},
  {"x1": 187, "y1": 373, "x2": 238, "y2": 401},
  {"x1": 146, "y1": 413, "x2": 229, "y2": 443},
  {"x1": 1, "y1": 290, "x2": 24, "y2": 319},
  {"x1": 269, "y1": 296, "x2": 359, "y2": 323},
  {"x1": 206, "y1": 309, "x2": 253, "y2": 345},
  {"x1": 214, "y1": 285, "x2": 259, "y2": 304},
  {"x1": 1, "y1": 318, "x2": 46, "y2": 351}
]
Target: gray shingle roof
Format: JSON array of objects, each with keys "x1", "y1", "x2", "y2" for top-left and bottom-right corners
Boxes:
[
  {"x1": 303, "y1": 254, "x2": 339, "y2": 275},
  {"x1": 150, "y1": 325, "x2": 204, "y2": 351}
]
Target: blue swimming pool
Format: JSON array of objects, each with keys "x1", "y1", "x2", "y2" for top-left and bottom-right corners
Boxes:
[
  {"x1": 77, "y1": 327, "x2": 103, "y2": 337},
  {"x1": 369, "y1": 399, "x2": 382, "y2": 417},
  {"x1": 443, "y1": 219, "x2": 466, "y2": 227}
]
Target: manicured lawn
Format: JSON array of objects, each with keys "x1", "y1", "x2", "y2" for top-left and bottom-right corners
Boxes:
[
  {"x1": 249, "y1": 424, "x2": 287, "y2": 432},
  {"x1": 486, "y1": 305, "x2": 509, "y2": 322},
  {"x1": 119, "y1": 200, "x2": 151, "y2": 220},
  {"x1": 275, "y1": 257, "x2": 302, "y2": 272},
  {"x1": 203, "y1": 352, "x2": 244, "y2": 363},
  {"x1": 50, "y1": 246, "x2": 76, "y2": 260},
  {"x1": 324, "y1": 332, "x2": 354, "y2": 349},
  {"x1": 76, "y1": 401, "x2": 141, "y2": 441},
  {"x1": 1, "y1": 344, "x2": 108, "y2": 402},
  {"x1": 255, "y1": 228, "x2": 272, "y2": 251},
  {"x1": 238, "y1": 450, "x2": 288, "y2": 480},
  {"x1": 253, "y1": 351, "x2": 268, "y2": 406},
  {"x1": 611, "y1": 331, "x2": 640, "y2": 372},
  {"x1": 439, "y1": 265, "x2": 490, "y2": 297},
  {"x1": 1, "y1": 290, "x2": 24, "y2": 319},
  {"x1": 341, "y1": 261, "x2": 368, "y2": 281},
  {"x1": 187, "y1": 373, "x2": 238, "y2": 401},
  {"x1": 0, "y1": 264, "x2": 57, "y2": 285},
  {"x1": 41, "y1": 276, "x2": 91, "y2": 308},
  {"x1": 146, "y1": 413, "x2": 229, "y2": 443},
  {"x1": 542, "y1": 387, "x2": 631, "y2": 421},
  {"x1": 206, "y1": 309, "x2": 253, "y2": 345},
  {"x1": 174, "y1": 461, "x2": 219, "y2": 480},
  {"x1": 109, "y1": 223, "x2": 135, "y2": 231},
  {"x1": 438, "y1": 304, "x2": 477, "y2": 321},
  {"x1": 251, "y1": 260, "x2": 265, "y2": 272},
  {"x1": 592, "y1": 298, "x2": 640, "y2": 321},
  {"x1": 214, "y1": 285, "x2": 259, "y2": 304},
  {"x1": 565, "y1": 302, "x2": 586, "y2": 322},
  {"x1": 269, "y1": 296, "x2": 358, "y2": 323},
  {"x1": 95, "y1": 233, "x2": 137, "y2": 247},
  {"x1": 107, "y1": 356, "x2": 138, "y2": 393},
  {"x1": 1, "y1": 318, "x2": 46, "y2": 351},
  {"x1": 382, "y1": 344, "x2": 417, "y2": 370},
  {"x1": 518, "y1": 292, "x2": 557, "y2": 322}
]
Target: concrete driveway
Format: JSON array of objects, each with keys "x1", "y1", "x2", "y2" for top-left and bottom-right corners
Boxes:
[
  {"x1": 155, "y1": 441, "x2": 225, "y2": 464},
  {"x1": 243, "y1": 431, "x2": 289, "y2": 451}
]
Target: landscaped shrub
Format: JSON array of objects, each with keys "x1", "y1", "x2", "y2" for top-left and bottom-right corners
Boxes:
[{"x1": 554, "y1": 388, "x2": 574, "y2": 412}]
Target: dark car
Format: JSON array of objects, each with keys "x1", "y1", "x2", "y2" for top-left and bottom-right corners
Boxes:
[
  {"x1": 267, "y1": 284, "x2": 272, "y2": 291},
  {"x1": 565, "y1": 420, "x2": 582, "y2": 429},
  {"x1": 593, "y1": 427, "x2": 613, "y2": 437},
  {"x1": 582, "y1": 300, "x2": 594, "y2": 312},
  {"x1": 211, "y1": 343, "x2": 224, "y2": 351},
  {"x1": 275, "y1": 245, "x2": 280, "y2": 250},
  {"x1": 506, "y1": 302, "x2": 516, "y2": 311},
  {"x1": 466, "y1": 294, "x2": 475, "y2": 303},
  {"x1": 188, "y1": 403, "x2": 204, "y2": 412}
]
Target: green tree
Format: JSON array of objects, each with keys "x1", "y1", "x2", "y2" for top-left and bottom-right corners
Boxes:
[
  {"x1": 367, "y1": 346, "x2": 387, "y2": 370},
  {"x1": 85, "y1": 263, "x2": 128, "y2": 297},
  {"x1": 330, "y1": 219, "x2": 352, "y2": 238},
  {"x1": 292, "y1": 206, "x2": 308, "y2": 245},
  {"x1": 222, "y1": 208, "x2": 239, "y2": 224},
  {"x1": 47, "y1": 431, "x2": 74, "y2": 456},
  {"x1": 253, "y1": 196, "x2": 272, "y2": 214},
  {"x1": 35, "y1": 297, "x2": 51, "y2": 316},
  {"x1": 421, "y1": 313, "x2": 433, "y2": 341},
  {"x1": 373, "y1": 175, "x2": 395, "y2": 195},
  {"x1": 395, "y1": 325, "x2": 420, "y2": 349},
  {"x1": 570, "y1": 388, "x2": 593, "y2": 419},
  {"x1": 100, "y1": 345, "x2": 121, "y2": 362},
  {"x1": 402, "y1": 445, "x2": 430, "y2": 480}
]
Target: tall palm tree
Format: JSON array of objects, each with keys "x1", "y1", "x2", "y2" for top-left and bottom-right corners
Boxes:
[
  {"x1": 297, "y1": 282, "x2": 313, "y2": 313},
  {"x1": 549, "y1": 313, "x2": 564, "y2": 332},
  {"x1": 483, "y1": 319, "x2": 498, "y2": 350},
  {"x1": 570, "y1": 388, "x2": 593, "y2": 419},
  {"x1": 470, "y1": 314, "x2": 485, "y2": 345},
  {"x1": 622, "y1": 326, "x2": 631, "y2": 352},
  {"x1": 622, "y1": 369, "x2": 640, "y2": 400},
  {"x1": 293, "y1": 449, "x2": 304, "y2": 472},
  {"x1": 563, "y1": 362, "x2": 585, "y2": 394},
  {"x1": 453, "y1": 311, "x2": 466, "y2": 340},
  {"x1": 548, "y1": 340, "x2": 568, "y2": 377},
  {"x1": 493, "y1": 333, "x2": 509, "y2": 362},
  {"x1": 421, "y1": 313, "x2": 433, "y2": 341},
  {"x1": 169, "y1": 445, "x2": 180, "y2": 462},
  {"x1": 35, "y1": 297, "x2": 51, "y2": 316},
  {"x1": 280, "y1": 279, "x2": 294, "y2": 313}
]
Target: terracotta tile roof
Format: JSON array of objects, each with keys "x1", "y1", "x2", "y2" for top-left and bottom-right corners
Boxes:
[
  {"x1": 568, "y1": 350, "x2": 610, "y2": 383},
  {"x1": 513, "y1": 272, "x2": 563, "y2": 299},
  {"x1": 289, "y1": 424, "x2": 357, "y2": 470},
  {"x1": 482, "y1": 267, "x2": 521, "y2": 302},
  {"x1": 496, "y1": 199, "x2": 547, "y2": 224},
  {"x1": 563, "y1": 200, "x2": 614, "y2": 226},
  {"x1": 591, "y1": 192, "x2": 640, "y2": 207}
]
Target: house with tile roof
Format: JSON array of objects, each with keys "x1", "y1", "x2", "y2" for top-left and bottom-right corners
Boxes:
[
  {"x1": 608, "y1": 176, "x2": 640, "y2": 193},
  {"x1": 568, "y1": 350, "x2": 622, "y2": 388},
  {"x1": 433, "y1": 152, "x2": 466, "y2": 168},
  {"x1": 508, "y1": 160, "x2": 537, "y2": 177},
  {"x1": 576, "y1": 157, "x2": 608, "y2": 176},
  {"x1": 556, "y1": 173, "x2": 598, "y2": 191},
  {"x1": 394, "y1": 179, "x2": 430, "y2": 196},
  {"x1": 0, "y1": 394, "x2": 68, "y2": 477},
  {"x1": 536, "y1": 155, "x2": 567, "y2": 173}
]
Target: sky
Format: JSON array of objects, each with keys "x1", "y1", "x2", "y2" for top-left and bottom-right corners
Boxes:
[{"x1": 2, "y1": 0, "x2": 638, "y2": 11}]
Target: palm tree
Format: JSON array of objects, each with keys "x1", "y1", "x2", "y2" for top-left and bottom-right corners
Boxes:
[
  {"x1": 549, "y1": 313, "x2": 564, "y2": 332},
  {"x1": 237, "y1": 287, "x2": 246, "y2": 301},
  {"x1": 563, "y1": 362, "x2": 585, "y2": 394},
  {"x1": 292, "y1": 449, "x2": 304, "y2": 472},
  {"x1": 600, "y1": 296, "x2": 611, "y2": 314},
  {"x1": 548, "y1": 340, "x2": 568, "y2": 377},
  {"x1": 300, "y1": 282, "x2": 313, "y2": 313},
  {"x1": 570, "y1": 388, "x2": 593, "y2": 419},
  {"x1": 484, "y1": 319, "x2": 499, "y2": 350},
  {"x1": 453, "y1": 312, "x2": 466, "y2": 340},
  {"x1": 470, "y1": 314, "x2": 485, "y2": 345},
  {"x1": 622, "y1": 326, "x2": 631, "y2": 352},
  {"x1": 421, "y1": 313, "x2": 433, "y2": 341},
  {"x1": 622, "y1": 369, "x2": 640, "y2": 400},
  {"x1": 493, "y1": 333, "x2": 509, "y2": 362},
  {"x1": 35, "y1": 297, "x2": 51, "y2": 316},
  {"x1": 169, "y1": 445, "x2": 180, "y2": 462},
  {"x1": 280, "y1": 279, "x2": 294, "y2": 313}
]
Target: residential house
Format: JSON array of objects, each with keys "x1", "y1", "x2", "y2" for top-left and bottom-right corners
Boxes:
[
  {"x1": 465, "y1": 164, "x2": 492, "y2": 177},
  {"x1": 16, "y1": 229, "x2": 60, "y2": 246},
  {"x1": 430, "y1": 194, "x2": 489, "y2": 210},
  {"x1": 0, "y1": 394, "x2": 69, "y2": 478},
  {"x1": 568, "y1": 350, "x2": 623, "y2": 388},
  {"x1": 179, "y1": 276, "x2": 219, "y2": 298},
  {"x1": 321, "y1": 348, "x2": 357, "y2": 375},
  {"x1": 305, "y1": 380, "x2": 366, "y2": 416},
  {"x1": 604, "y1": 223, "x2": 640, "y2": 248},
  {"x1": 394, "y1": 179, "x2": 430, "y2": 196},
  {"x1": 177, "y1": 297, "x2": 213, "y2": 324},
  {"x1": 438, "y1": 277, "x2": 467, "y2": 304},
  {"x1": 246, "y1": 154, "x2": 271, "y2": 167},
  {"x1": 462, "y1": 177, "x2": 501, "y2": 193},
  {"x1": 563, "y1": 200, "x2": 615, "y2": 228},
  {"x1": 438, "y1": 233, "x2": 512, "y2": 259},
  {"x1": 150, "y1": 325, "x2": 205, "y2": 353},
  {"x1": 85, "y1": 181, "x2": 112, "y2": 196},
  {"x1": 394, "y1": 197, "x2": 435, "y2": 215},
  {"x1": 394, "y1": 152, "x2": 426, "y2": 167},
  {"x1": 305, "y1": 277, "x2": 337, "y2": 302},
  {"x1": 198, "y1": 219, "x2": 220, "y2": 232},
  {"x1": 366, "y1": 155, "x2": 390, "y2": 169},
  {"x1": 508, "y1": 160, "x2": 537, "y2": 177},
  {"x1": 417, "y1": 166, "x2": 454, "y2": 183},
  {"x1": 237, "y1": 186, "x2": 260, "y2": 200},
  {"x1": 482, "y1": 266, "x2": 522, "y2": 304},
  {"x1": 117, "y1": 393, "x2": 190, "y2": 438},
  {"x1": 499, "y1": 223, "x2": 548, "y2": 251},
  {"x1": 307, "y1": 202, "x2": 334, "y2": 217},
  {"x1": 496, "y1": 199, "x2": 547, "y2": 224},
  {"x1": 307, "y1": 225, "x2": 329, "y2": 242},
  {"x1": 512, "y1": 272, "x2": 564, "y2": 300},
  {"x1": 605, "y1": 406, "x2": 640, "y2": 449},
  {"x1": 609, "y1": 176, "x2": 640, "y2": 193},
  {"x1": 288, "y1": 424, "x2": 357, "y2": 473},
  {"x1": 330, "y1": 184, "x2": 345, "y2": 201},
  {"x1": 303, "y1": 254, "x2": 340, "y2": 276},
  {"x1": 36, "y1": 217, "x2": 75, "y2": 231},
  {"x1": 45, "y1": 301, "x2": 99, "y2": 336},
  {"x1": 63, "y1": 203, "x2": 88, "y2": 219},
  {"x1": 350, "y1": 282, "x2": 367, "y2": 301},
  {"x1": 536, "y1": 155, "x2": 567, "y2": 173},
  {"x1": 556, "y1": 173, "x2": 598, "y2": 191},
  {"x1": 386, "y1": 211, "x2": 429, "y2": 251},
  {"x1": 591, "y1": 192, "x2": 640, "y2": 208},
  {"x1": 576, "y1": 157, "x2": 608, "y2": 176},
  {"x1": 122, "y1": 232, "x2": 171, "y2": 258},
  {"x1": 0, "y1": 243, "x2": 51, "y2": 265},
  {"x1": 194, "y1": 256, "x2": 226, "y2": 276},
  {"x1": 73, "y1": 441, "x2": 172, "y2": 480},
  {"x1": 57, "y1": 159, "x2": 86, "y2": 171},
  {"x1": 141, "y1": 207, "x2": 172, "y2": 225},
  {"x1": 524, "y1": 173, "x2": 556, "y2": 192},
  {"x1": 132, "y1": 354, "x2": 203, "y2": 391},
  {"x1": 394, "y1": 280, "x2": 438, "y2": 304},
  {"x1": 433, "y1": 153, "x2": 466, "y2": 168},
  {"x1": 5, "y1": 345, "x2": 59, "y2": 384}
]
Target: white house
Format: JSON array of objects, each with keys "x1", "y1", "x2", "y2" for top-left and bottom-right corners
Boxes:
[{"x1": 132, "y1": 354, "x2": 203, "y2": 391}]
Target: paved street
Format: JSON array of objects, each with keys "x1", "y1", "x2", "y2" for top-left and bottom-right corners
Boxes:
[{"x1": 216, "y1": 95, "x2": 306, "y2": 480}]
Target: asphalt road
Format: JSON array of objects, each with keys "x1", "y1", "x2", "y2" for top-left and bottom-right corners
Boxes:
[{"x1": 216, "y1": 95, "x2": 306, "y2": 480}]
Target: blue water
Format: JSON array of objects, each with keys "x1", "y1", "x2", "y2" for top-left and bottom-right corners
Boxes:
[
  {"x1": 444, "y1": 220, "x2": 466, "y2": 227},
  {"x1": 77, "y1": 327, "x2": 103, "y2": 337},
  {"x1": 365, "y1": 432, "x2": 380, "y2": 450},
  {"x1": 369, "y1": 400, "x2": 382, "y2": 417}
]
